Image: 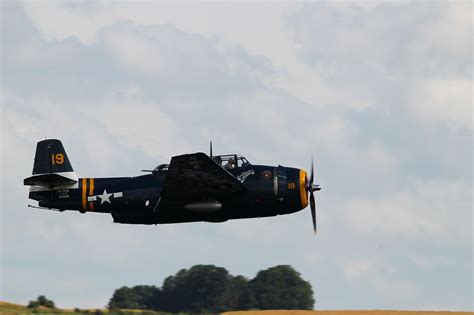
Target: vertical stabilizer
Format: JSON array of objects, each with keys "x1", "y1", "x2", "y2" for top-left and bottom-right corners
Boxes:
[
  {"x1": 24, "y1": 139, "x2": 78, "y2": 187},
  {"x1": 32, "y1": 139, "x2": 73, "y2": 175}
]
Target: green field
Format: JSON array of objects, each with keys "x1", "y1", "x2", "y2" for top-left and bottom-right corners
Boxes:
[
  {"x1": 1, "y1": 302, "x2": 472, "y2": 315},
  {"x1": 0, "y1": 302, "x2": 172, "y2": 315}
]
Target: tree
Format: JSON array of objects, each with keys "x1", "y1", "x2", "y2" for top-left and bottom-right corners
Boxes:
[
  {"x1": 130, "y1": 285, "x2": 159, "y2": 309},
  {"x1": 160, "y1": 264, "x2": 235, "y2": 312},
  {"x1": 250, "y1": 265, "x2": 314, "y2": 309},
  {"x1": 27, "y1": 295, "x2": 55, "y2": 308},
  {"x1": 229, "y1": 275, "x2": 257, "y2": 310},
  {"x1": 108, "y1": 285, "x2": 159, "y2": 309},
  {"x1": 108, "y1": 264, "x2": 315, "y2": 312},
  {"x1": 108, "y1": 287, "x2": 140, "y2": 309}
]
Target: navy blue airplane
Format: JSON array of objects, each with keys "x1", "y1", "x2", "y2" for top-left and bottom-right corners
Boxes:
[{"x1": 24, "y1": 139, "x2": 321, "y2": 232}]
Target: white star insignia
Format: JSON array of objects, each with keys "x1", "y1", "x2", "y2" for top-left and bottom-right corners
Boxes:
[{"x1": 98, "y1": 189, "x2": 113, "y2": 205}]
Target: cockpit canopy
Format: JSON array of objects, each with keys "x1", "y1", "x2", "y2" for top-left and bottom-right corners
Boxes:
[
  {"x1": 149, "y1": 154, "x2": 251, "y2": 176},
  {"x1": 212, "y1": 154, "x2": 251, "y2": 171}
]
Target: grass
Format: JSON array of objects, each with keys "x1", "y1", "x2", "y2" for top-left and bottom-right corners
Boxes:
[{"x1": 0, "y1": 302, "x2": 169, "y2": 315}]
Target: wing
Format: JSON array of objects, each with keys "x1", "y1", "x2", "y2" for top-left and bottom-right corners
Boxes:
[{"x1": 160, "y1": 152, "x2": 246, "y2": 201}]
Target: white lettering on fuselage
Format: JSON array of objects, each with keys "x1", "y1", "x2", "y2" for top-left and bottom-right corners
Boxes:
[{"x1": 237, "y1": 169, "x2": 255, "y2": 183}]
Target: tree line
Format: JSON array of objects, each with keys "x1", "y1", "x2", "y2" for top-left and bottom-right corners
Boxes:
[{"x1": 108, "y1": 264, "x2": 314, "y2": 312}]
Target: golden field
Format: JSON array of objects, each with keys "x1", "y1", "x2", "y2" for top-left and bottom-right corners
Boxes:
[
  {"x1": 1, "y1": 302, "x2": 472, "y2": 315},
  {"x1": 223, "y1": 311, "x2": 473, "y2": 315}
]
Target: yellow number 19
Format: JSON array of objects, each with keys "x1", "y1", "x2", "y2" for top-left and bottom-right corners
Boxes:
[{"x1": 51, "y1": 153, "x2": 64, "y2": 165}]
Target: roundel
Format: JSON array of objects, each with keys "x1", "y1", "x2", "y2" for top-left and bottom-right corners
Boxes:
[{"x1": 261, "y1": 170, "x2": 272, "y2": 180}]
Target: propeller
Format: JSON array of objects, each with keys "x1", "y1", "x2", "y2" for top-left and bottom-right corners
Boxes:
[{"x1": 306, "y1": 157, "x2": 321, "y2": 234}]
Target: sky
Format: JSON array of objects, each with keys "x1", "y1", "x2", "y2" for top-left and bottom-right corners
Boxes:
[{"x1": 0, "y1": 0, "x2": 472, "y2": 311}]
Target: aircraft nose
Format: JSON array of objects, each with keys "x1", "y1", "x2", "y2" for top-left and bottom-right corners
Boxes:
[
  {"x1": 298, "y1": 168, "x2": 321, "y2": 210},
  {"x1": 299, "y1": 169, "x2": 308, "y2": 209}
]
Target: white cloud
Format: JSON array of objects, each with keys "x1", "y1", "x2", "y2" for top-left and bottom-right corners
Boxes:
[
  {"x1": 97, "y1": 21, "x2": 262, "y2": 86},
  {"x1": 343, "y1": 258, "x2": 419, "y2": 301},
  {"x1": 371, "y1": 274, "x2": 420, "y2": 301},
  {"x1": 343, "y1": 180, "x2": 472, "y2": 241},
  {"x1": 20, "y1": 2, "x2": 371, "y2": 112},
  {"x1": 344, "y1": 258, "x2": 374, "y2": 280},
  {"x1": 407, "y1": 79, "x2": 473, "y2": 130},
  {"x1": 80, "y1": 101, "x2": 190, "y2": 159},
  {"x1": 287, "y1": 2, "x2": 473, "y2": 129},
  {"x1": 289, "y1": 2, "x2": 471, "y2": 79}
]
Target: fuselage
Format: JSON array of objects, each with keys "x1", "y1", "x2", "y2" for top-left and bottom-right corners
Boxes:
[{"x1": 29, "y1": 164, "x2": 308, "y2": 224}]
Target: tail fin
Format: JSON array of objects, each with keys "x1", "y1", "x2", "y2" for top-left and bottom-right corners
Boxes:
[{"x1": 24, "y1": 139, "x2": 78, "y2": 187}]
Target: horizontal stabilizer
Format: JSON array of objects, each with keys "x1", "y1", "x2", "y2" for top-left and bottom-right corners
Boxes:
[{"x1": 24, "y1": 172, "x2": 78, "y2": 186}]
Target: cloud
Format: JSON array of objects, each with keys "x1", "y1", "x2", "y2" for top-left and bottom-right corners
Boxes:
[
  {"x1": 344, "y1": 258, "x2": 374, "y2": 280},
  {"x1": 344, "y1": 258, "x2": 419, "y2": 301},
  {"x1": 342, "y1": 180, "x2": 472, "y2": 241},
  {"x1": 287, "y1": 2, "x2": 473, "y2": 129},
  {"x1": 3, "y1": 3, "x2": 271, "y2": 105},
  {"x1": 407, "y1": 79, "x2": 473, "y2": 130},
  {"x1": 371, "y1": 274, "x2": 419, "y2": 301},
  {"x1": 289, "y1": 2, "x2": 471, "y2": 79},
  {"x1": 97, "y1": 21, "x2": 271, "y2": 97}
]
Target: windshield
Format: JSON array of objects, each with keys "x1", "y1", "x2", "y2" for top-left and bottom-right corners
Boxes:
[{"x1": 212, "y1": 154, "x2": 251, "y2": 170}]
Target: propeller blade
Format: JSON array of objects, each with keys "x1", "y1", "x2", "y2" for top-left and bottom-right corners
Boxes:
[
  {"x1": 310, "y1": 192, "x2": 317, "y2": 234},
  {"x1": 309, "y1": 157, "x2": 314, "y2": 185}
]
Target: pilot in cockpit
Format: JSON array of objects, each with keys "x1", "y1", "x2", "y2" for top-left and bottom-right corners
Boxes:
[{"x1": 225, "y1": 157, "x2": 236, "y2": 170}]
